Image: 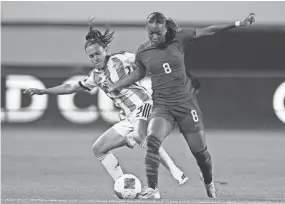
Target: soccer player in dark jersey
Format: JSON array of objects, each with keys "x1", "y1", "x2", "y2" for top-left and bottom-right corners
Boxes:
[
  {"x1": 24, "y1": 20, "x2": 190, "y2": 188},
  {"x1": 108, "y1": 12, "x2": 255, "y2": 199}
]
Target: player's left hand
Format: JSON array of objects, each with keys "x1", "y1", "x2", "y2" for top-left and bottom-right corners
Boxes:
[{"x1": 240, "y1": 13, "x2": 255, "y2": 26}]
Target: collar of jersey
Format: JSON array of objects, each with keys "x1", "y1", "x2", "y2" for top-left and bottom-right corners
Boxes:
[
  {"x1": 145, "y1": 41, "x2": 158, "y2": 50},
  {"x1": 141, "y1": 41, "x2": 173, "y2": 52}
]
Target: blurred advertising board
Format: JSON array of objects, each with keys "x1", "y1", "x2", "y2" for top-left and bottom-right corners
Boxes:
[{"x1": 1, "y1": 65, "x2": 284, "y2": 129}]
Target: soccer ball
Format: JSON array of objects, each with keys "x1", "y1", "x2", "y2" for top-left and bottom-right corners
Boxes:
[{"x1": 114, "y1": 174, "x2": 142, "y2": 199}]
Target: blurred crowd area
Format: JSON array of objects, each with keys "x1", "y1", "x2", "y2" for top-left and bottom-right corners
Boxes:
[{"x1": 1, "y1": 2, "x2": 285, "y2": 129}]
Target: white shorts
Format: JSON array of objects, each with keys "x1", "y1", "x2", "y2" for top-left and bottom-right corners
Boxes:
[{"x1": 112, "y1": 100, "x2": 153, "y2": 148}]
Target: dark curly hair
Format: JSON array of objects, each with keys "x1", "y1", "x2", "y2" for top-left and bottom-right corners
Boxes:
[
  {"x1": 146, "y1": 12, "x2": 179, "y2": 43},
  {"x1": 84, "y1": 17, "x2": 115, "y2": 50}
]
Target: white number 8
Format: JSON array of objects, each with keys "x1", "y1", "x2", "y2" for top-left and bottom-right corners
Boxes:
[
  {"x1": 163, "y1": 63, "x2": 172, "y2": 74},
  {"x1": 191, "y1": 110, "x2": 199, "y2": 122}
]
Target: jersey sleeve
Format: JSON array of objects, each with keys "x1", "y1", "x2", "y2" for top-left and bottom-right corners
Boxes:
[
  {"x1": 121, "y1": 52, "x2": 136, "y2": 67},
  {"x1": 78, "y1": 71, "x2": 97, "y2": 91},
  {"x1": 135, "y1": 51, "x2": 147, "y2": 72},
  {"x1": 112, "y1": 52, "x2": 140, "y2": 75},
  {"x1": 176, "y1": 29, "x2": 196, "y2": 50}
]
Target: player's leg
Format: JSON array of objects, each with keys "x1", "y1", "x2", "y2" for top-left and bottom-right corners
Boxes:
[
  {"x1": 178, "y1": 100, "x2": 216, "y2": 198},
  {"x1": 146, "y1": 116, "x2": 174, "y2": 189},
  {"x1": 132, "y1": 102, "x2": 186, "y2": 181},
  {"x1": 92, "y1": 126, "x2": 128, "y2": 181},
  {"x1": 132, "y1": 118, "x2": 188, "y2": 185},
  {"x1": 183, "y1": 130, "x2": 216, "y2": 198},
  {"x1": 137, "y1": 106, "x2": 175, "y2": 199}
]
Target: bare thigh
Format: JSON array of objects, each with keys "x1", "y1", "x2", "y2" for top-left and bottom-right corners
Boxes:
[
  {"x1": 147, "y1": 117, "x2": 174, "y2": 142},
  {"x1": 182, "y1": 130, "x2": 207, "y2": 153}
]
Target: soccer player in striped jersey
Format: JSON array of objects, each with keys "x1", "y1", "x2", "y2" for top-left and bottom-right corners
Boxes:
[{"x1": 24, "y1": 21, "x2": 188, "y2": 186}]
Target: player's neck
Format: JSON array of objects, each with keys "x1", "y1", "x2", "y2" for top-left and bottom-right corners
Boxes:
[{"x1": 103, "y1": 55, "x2": 110, "y2": 69}]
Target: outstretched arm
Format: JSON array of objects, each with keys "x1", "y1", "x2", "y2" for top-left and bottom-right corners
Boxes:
[
  {"x1": 196, "y1": 13, "x2": 255, "y2": 38},
  {"x1": 24, "y1": 70, "x2": 98, "y2": 96},
  {"x1": 24, "y1": 83, "x2": 85, "y2": 96}
]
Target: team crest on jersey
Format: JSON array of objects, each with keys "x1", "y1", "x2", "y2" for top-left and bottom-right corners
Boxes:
[{"x1": 94, "y1": 73, "x2": 107, "y2": 86}]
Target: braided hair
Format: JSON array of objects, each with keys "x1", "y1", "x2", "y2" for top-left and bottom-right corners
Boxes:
[
  {"x1": 84, "y1": 17, "x2": 115, "y2": 50},
  {"x1": 146, "y1": 12, "x2": 179, "y2": 43}
]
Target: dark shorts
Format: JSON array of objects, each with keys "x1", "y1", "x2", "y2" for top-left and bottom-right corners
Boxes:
[{"x1": 149, "y1": 95, "x2": 204, "y2": 134}]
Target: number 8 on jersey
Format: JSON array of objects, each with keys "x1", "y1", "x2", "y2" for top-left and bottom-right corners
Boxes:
[{"x1": 163, "y1": 63, "x2": 172, "y2": 74}]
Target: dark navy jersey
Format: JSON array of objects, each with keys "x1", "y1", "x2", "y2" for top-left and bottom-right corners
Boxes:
[{"x1": 135, "y1": 29, "x2": 196, "y2": 105}]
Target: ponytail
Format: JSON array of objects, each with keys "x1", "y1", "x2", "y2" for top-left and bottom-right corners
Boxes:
[
  {"x1": 165, "y1": 18, "x2": 179, "y2": 42},
  {"x1": 85, "y1": 17, "x2": 115, "y2": 50}
]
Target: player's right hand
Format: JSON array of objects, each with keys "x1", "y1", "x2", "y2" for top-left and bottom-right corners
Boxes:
[{"x1": 23, "y1": 88, "x2": 44, "y2": 96}]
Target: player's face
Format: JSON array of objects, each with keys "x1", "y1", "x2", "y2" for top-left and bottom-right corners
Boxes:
[
  {"x1": 85, "y1": 43, "x2": 107, "y2": 70},
  {"x1": 146, "y1": 23, "x2": 167, "y2": 46}
]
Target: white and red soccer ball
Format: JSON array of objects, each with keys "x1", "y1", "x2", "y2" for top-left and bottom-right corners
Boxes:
[{"x1": 114, "y1": 174, "x2": 142, "y2": 199}]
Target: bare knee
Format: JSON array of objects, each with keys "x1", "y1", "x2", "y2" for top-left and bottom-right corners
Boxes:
[
  {"x1": 134, "y1": 128, "x2": 147, "y2": 144},
  {"x1": 133, "y1": 120, "x2": 147, "y2": 145},
  {"x1": 92, "y1": 140, "x2": 105, "y2": 158},
  {"x1": 147, "y1": 129, "x2": 166, "y2": 143}
]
